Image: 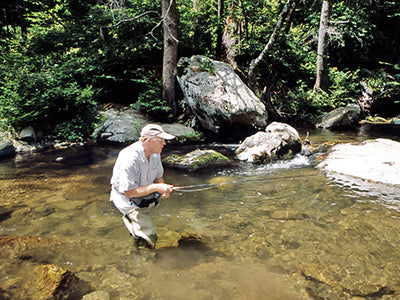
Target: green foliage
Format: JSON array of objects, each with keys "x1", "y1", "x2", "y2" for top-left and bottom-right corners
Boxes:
[
  {"x1": 0, "y1": 0, "x2": 399, "y2": 139},
  {"x1": 276, "y1": 67, "x2": 360, "y2": 120},
  {"x1": 327, "y1": 68, "x2": 360, "y2": 106},
  {"x1": 178, "y1": 0, "x2": 218, "y2": 56},
  {"x1": 363, "y1": 63, "x2": 400, "y2": 97},
  {"x1": 366, "y1": 115, "x2": 387, "y2": 123},
  {"x1": 0, "y1": 0, "x2": 163, "y2": 141},
  {"x1": 174, "y1": 130, "x2": 205, "y2": 143},
  {"x1": 0, "y1": 26, "x2": 100, "y2": 141},
  {"x1": 130, "y1": 72, "x2": 171, "y2": 119},
  {"x1": 55, "y1": 115, "x2": 94, "y2": 142},
  {"x1": 197, "y1": 57, "x2": 215, "y2": 74},
  {"x1": 0, "y1": 57, "x2": 99, "y2": 140}
]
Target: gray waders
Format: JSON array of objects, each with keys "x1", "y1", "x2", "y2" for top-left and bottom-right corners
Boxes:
[{"x1": 123, "y1": 208, "x2": 158, "y2": 248}]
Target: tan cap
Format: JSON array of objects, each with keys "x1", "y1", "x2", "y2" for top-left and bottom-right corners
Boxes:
[{"x1": 140, "y1": 124, "x2": 175, "y2": 140}]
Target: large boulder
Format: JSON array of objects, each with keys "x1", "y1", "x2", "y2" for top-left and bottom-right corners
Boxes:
[
  {"x1": 18, "y1": 126, "x2": 37, "y2": 144},
  {"x1": 236, "y1": 122, "x2": 302, "y2": 163},
  {"x1": 92, "y1": 108, "x2": 148, "y2": 144},
  {"x1": 318, "y1": 138, "x2": 400, "y2": 186},
  {"x1": 177, "y1": 55, "x2": 268, "y2": 134},
  {"x1": 316, "y1": 104, "x2": 361, "y2": 129},
  {"x1": 92, "y1": 108, "x2": 199, "y2": 144},
  {"x1": 0, "y1": 140, "x2": 16, "y2": 160}
]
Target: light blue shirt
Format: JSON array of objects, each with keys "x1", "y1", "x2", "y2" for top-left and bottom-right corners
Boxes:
[{"x1": 110, "y1": 141, "x2": 163, "y2": 214}]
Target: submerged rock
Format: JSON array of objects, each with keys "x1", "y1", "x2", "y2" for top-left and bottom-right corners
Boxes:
[
  {"x1": 32, "y1": 264, "x2": 81, "y2": 300},
  {"x1": 82, "y1": 290, "x2": 111, "y2": 300},
  {"x1": 270, "y1": 210, "x2": 308, "y2": 220},
  {"x1": 0, "y1": 236, "x2": 55, "y2": 258},
  {"x1": 156, "y1": 230, "x2": 204, "y2": 249},
  {"x1": 300, "y1": 263, "x2": 338, "y2": 287}
]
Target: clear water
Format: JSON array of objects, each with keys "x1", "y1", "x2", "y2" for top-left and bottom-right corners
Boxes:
[{"x1": 1, "y1": 126, "x2": 400, "y2": 299}]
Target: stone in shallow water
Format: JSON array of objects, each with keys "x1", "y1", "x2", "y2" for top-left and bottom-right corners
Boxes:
[
  {"x1": 156, "y1": 230, "x2": 204, "y2": 249},
  {"x1": 82, "y1": 290, "x2": 110, "y2": 300},
  {"x1": 0, "y1": 207, "x2": 12, "y2": 222},
  {"x1": 318, "y1": 138, "x2": 400, "y2": 186},
  {"x1": 163, "y1": 149, "x2": 231, "y2": 170},
  {"x1": 270, "y1": 210, "x2": 307, "y2": 220},
  {"x1": 300, "y1": 263, "x2": 338, "y2": 287},
  {"x1": 32, "y1": 264, "x2": 81, "y2": 299}
]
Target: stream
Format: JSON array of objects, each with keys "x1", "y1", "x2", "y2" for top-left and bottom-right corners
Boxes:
[{"x1": 1, "y1": 125, "x2": 400, "y2": 299}]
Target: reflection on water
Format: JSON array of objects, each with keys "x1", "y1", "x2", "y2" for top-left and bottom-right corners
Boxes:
[{"x1": 1, "y1": 127, "x2": 400, "y2": 299}]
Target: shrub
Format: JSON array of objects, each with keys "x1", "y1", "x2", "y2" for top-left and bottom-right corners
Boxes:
[{"x1": 130, "y1": 72, "x2": 171, "y2": 120}]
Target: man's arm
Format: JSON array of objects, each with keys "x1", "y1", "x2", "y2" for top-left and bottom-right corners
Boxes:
[{"x1": 124, "y1": 178, "x2": 173, "y2": 199}]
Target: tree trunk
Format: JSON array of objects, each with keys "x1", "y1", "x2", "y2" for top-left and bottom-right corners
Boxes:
[
  {"x1": 392, "y1": 18, "x2": 400, "y2": 64},
  {"x1": 215, "y1": 0, "x2": 225, "y2": 58},
  {"x1": 222, "y1": 0, "x2": 242, "y2": 69},
  {"x1": 162, "y1": 0, "x2": 178, "y2": 117},
  {"x1": 247, "y1": 0, "x2": 296, "y2": 92},
  {"x1": 314, "y1": 0, "x2": 332, "y2": 92},
  {"x1": 261, "y1": 84, "x2": 284, "y2": 122}
]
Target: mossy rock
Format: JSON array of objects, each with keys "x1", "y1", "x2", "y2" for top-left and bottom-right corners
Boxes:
[
  {"x1": 163, "y1": 149, "x2": 231, "y2": 170},
  {"x1": 33, "y1": 264, "x2": 80, "y2": 300}
]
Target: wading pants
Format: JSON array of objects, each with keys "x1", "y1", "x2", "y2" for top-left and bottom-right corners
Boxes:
[{"x1": 122, "y1": 207, "x2": 158, "y2": 248}]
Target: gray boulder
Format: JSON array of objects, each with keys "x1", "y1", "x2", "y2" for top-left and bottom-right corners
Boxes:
[
  {"x1": 92, "y1": 108, "x2": 147, "y2": 144},
  {"x1": 92, "y1": 108, "x2": 199, "y2": 144},
  {"x1": 160, "y1": 123, "x2": 200, "y2": 142},
  {"x1": 177, "y1": 55, "x2": 268, "y2": 134},
  {"x1": 18, "y1": 126, "x2": 36, "y2": 144},
  {"x1": 316, "y1": 104, "x2": 361, "y2": 129},
  {"x1": 318, "y1": 138, "x2": 400, "y2": 186},
  {"x1": 236, "y1": 122, "x2": 302, "y2": 163},
  {"x1": 0, "y1": 140, "x2": 16, "y2": 160}
]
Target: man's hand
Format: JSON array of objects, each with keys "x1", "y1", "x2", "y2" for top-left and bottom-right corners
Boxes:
[
  {"x1": 157, "y1": 183, "x2": 174, "y2": 198},
  {"x1": 124, "y1": 180, "x2": 174, "y2": 199}
]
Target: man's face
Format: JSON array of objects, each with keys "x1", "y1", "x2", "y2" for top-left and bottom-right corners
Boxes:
[{"x1": 149, "y1": 136, "x2": 166, "y2": 154}]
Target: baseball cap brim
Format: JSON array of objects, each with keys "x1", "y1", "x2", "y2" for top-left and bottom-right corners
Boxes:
[
  {"x1": 140, "y1": 124, "x2": 175, "y2": 140},
  {"x1": 157, "y1": 132, "x2": 175, "y2": 140}
]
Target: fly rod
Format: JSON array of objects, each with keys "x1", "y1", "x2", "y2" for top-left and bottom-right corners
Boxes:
[{"x1": 172, "y1": 173, "x2": 317, "y2": 192}]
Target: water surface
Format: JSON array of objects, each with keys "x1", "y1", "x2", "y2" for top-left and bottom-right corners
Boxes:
[{"x1": 1, "y1": 126, "x2": 400, "y2": 299}]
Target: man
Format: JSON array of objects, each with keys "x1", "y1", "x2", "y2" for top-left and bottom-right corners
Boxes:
[{"x1": 110, "y1": 124, "x2": 175, "y2": 249}]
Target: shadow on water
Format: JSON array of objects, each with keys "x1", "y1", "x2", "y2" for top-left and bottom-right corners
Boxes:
[
  {"x1": 155, "y1": 236, "x2": 215, "y2": 271},
  {"x1": 1, "y1": 126, "x2": 400, "y2": 299}
]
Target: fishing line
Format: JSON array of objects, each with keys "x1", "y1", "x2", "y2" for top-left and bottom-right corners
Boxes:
[{"x1": 172, "y1": 173, "x2": 317, "y2": 192}]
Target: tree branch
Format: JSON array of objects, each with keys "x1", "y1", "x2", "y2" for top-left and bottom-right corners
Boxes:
[
  {"x1": 151, "y1": 0, "x2": 178, "y2": 42},
  {"x1": 102, "y1": 10, "x2": 159, "y2": 29},
  {"x1": 247, "y1": 0, "x2": 296, "y2": 91}
]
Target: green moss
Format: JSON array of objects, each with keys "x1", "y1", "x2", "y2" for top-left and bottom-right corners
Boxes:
[
  {"x1": 163, "y1": 154, "x2": 183, "y2": 164},
  {"x1": 281, "y1": 149, "x2": 294, "y2": 160},
  {"x1": 190, "y1": 151, "x2": 229, "y2": 168},
  {"x1": 197, "y1": 57, "x2": 215, "y2": 74},
  {"x1": 163, "y1": 150, "x2": 230, "y2": 169}
]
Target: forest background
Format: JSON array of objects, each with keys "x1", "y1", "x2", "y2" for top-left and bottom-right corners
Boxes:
[{"x1": 0, "y1": 0, "x2": 399, "y2": 142}]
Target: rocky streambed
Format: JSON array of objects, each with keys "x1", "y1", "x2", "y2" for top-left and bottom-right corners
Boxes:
[{"x1": 1, "y1": 129, "x2": 400, "y2": 299}]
